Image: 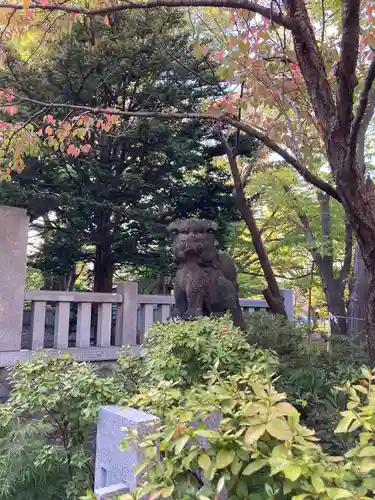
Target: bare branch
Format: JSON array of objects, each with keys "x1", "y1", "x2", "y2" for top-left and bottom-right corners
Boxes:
[
  {"x1": 336, "y1": 0, "x2": 360, "y2": 137},
  {"x1": 0, "y1": 1, "x2": 294, "y2": 28},
  {"x1": 1, "y1": 89, "x2": 340, "y2": 201},
  {"x1": 349, "y1": 57, "x2": 375, "y2": 170},
  {"x1": 225, "y1": 117, "x2": 340, "y2": 201}
]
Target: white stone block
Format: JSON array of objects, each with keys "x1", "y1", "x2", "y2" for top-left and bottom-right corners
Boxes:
[{"x1": 94, "y1": 405, "x2": 159, "y2": 492}]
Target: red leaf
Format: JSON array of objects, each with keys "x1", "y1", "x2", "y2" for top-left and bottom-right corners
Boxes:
[
  {"x1": 67, "y1": 144, "x2": 80, "y2": 157},
  {"x1": 27, "y1": 10, "x2": 32, "y2": 18},
  {"x1": 81, "y1": 143, "x2": 92, "y2": 153},
  {"x1": 37, "y1": 128, "x2": 43, "y2": 136},
  {"x1": 71, "y1": 12, "x2": 77, "y2": 18},
  {"x1": 40, "y1": 0, "x2": 48, "y2": 5},
  {"x1": 215, "y1": 50, "x2": 224, "y2": 60},
  {"x1": 3, "y1": 105, "x2": 17, "y2": 115},
  {"x1": 44, "y1": 114, "x2": 55, "y2": 124},
  {"x1": 104, "y1": 14, "x2": 110, "y2": 25},
  {"x1": 6, "y1": 89, "x2": 14, "y2": 102}
]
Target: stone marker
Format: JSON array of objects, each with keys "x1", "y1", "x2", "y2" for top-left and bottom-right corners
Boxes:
[
  {"x1": 94, "y1": 405, "x2": 227, "y2": 499},
  {"x1": 94, "y1": 405, "x2": 159, "y2": 496},
  {"x1": 0, "y1": 206, "x2": 29, "y2": 351}
]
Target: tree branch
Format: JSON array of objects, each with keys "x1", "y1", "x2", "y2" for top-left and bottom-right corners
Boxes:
[
  {"x1": 219, "y1": 128, "x2": 286, "y2": 316},
  {"x1": 336, "y1": 0, "x2": 360, "y2": 137},
  {"x1": 0, "y1": 1, "x2": 294, "y2": 28},
  {"x1": 224, "y1": 117, "x2": 340, "y2": 201},
  {"x1": 357, "y1": 88, "x2": 375, "y2": 178},
  {"x1": 2, "y1": 90, "x2": 340, "y2": 201},
  {"x1": 349, "y1": 57, "x2": 375, "y2": 171}
]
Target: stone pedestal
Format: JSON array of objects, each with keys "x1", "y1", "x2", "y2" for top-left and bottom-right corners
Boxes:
[{"x1": 0, "y1": 206, "x2": 29, "y2": 351}]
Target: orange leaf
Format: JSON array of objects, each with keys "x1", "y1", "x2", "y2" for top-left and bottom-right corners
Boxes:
[
  {"x1": 23, "y1": 0, "x2": 30, "y2": 9},
  {"x1": 104, "y1": 14, "x2": 110, "y2": 25}
]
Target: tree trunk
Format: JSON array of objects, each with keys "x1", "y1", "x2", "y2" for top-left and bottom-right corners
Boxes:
[
  {"x1": 93, "y1": 248, "x2": 114, "y2": 293},
  {"x1": 93, "y1": 209, "x2": 114, "y2": 293},
  {"x1": 315, "y1": 255, "x2": 347, "y2": 334},
  {"x1": 220, "y1": 133, "x2": 287, "y2": 317},
  {"x1": 347, "y1": 244, "x2": 368, "y2": 337}
]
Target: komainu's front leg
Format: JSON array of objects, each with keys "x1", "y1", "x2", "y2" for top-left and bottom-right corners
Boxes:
[
  {"x1": 183, "y1": 285, "x2": 204, "y2": 320},
  {"x1": 170, "y1": 283, "x2": 187, "y2": 319}
]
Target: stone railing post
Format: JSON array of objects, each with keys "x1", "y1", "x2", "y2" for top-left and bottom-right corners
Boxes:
[
  {"x1": 115, "y1": 282, "x2": 138, "y2": 346},
  {"x1": 0, "y1": 206, "x2": 29, "y2": 351}
]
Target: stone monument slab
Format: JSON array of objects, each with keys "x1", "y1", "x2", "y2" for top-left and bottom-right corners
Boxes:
[
  {"x1": 94, "y1": 405, "x2": 159, "y2": 494},
  {"x1": 0, "y1": 206, "x2": 29, "y2": 351}
]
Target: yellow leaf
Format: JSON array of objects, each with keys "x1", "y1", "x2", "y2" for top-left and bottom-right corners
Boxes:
[
  {"x1": 266, "y1": 418, "x2": 293, "y2": 441},
  {"x1": 244, "y1": 424, "x2": 266, "y2": 446}
]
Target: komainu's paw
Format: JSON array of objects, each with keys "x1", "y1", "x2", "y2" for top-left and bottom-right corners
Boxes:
[{"x1": 182, "y1": 309, "x2": 202, "y2": 320}]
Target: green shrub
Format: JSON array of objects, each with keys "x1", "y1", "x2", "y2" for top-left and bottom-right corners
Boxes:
[
  {"x1": 119, "y1": 367, "x2": 375, "y2": 500},
  {"x1": 0, "y1": 418, "x2": 70, "y2": 500},
  {"x1": 116, "y1": 351, "x2": 145, "y2": 396},
  {"x1": 142, "y1": 316, "x2": 278, "y2": 386},
  {"x1": 245, "y1": 312, "x2": 307, "y2": 355},
  {"x1": 245, "y1": 312, "x2": 369, "y2": 454},
  {"x1": 0, "y1": 353, "x2": 121, "y2": 499}
]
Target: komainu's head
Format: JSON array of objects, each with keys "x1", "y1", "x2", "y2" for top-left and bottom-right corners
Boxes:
[{"x1": 167, "y1": 218, "x2": 219, "y2": 265}]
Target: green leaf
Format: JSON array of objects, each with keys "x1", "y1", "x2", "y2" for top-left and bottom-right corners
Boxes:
[
  {"x1": 358, "y1": 446, "x2": 375, "y2": 457},
  {"x1": 363, "y1": 476, "x2": 375, "y2": 492},
  {"x1": 242, "y1": 459, "x2": 268, "y2": 476},
  {"x1": 266, "y1": 418, "x2": 293, "y2": 441},
  {"x1": 284, "y1": 464, "x2": 301, "y2": 482},
  {"x1": 134, "y1": 459, "x2": 149, "y2": 476},
  {"x1": 174, "y1": 435, "x2": 190, "y2": 454},
  {"x1": 311, "y1": 474, "x2": 325, "y2": 493},
  {"x1": 335, "y1": 416, "x2": 354, "y2": 434},
  {"x1": 194, "y1": 429, "x2": 221, "y2": 439},
  {"x1": 236, "y1": 479, "x2": 248, "y2": 498},
  {"x1": 216, "y1": 449, "x2": 235, "y2": 469},
  {"x1": 244, "y1": 424, "x2": 266, "y2": 446},
  {"x1": 325, "y1": 488, "x2": 353, "y2": 499},
  {"x1": 198, "y1": 453, "x2": 211, "y2": 471}
]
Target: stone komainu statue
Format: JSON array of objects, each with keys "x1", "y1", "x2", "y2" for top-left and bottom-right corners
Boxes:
[{"x1": 167, "y1": 218, "x2": 246, "y2": 329}]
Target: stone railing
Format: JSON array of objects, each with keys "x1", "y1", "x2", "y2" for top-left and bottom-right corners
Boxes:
[
  {"x1": 0, "y1": 283, "x2": 293, "y2": 368},
  {"x1": 0, "y1": 206, "x2": 293, "y2": 368}
]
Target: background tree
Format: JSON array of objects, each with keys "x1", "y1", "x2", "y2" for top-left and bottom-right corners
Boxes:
[{"x1": 0, "y1": 9, "x2": 238, "y2": 292}]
